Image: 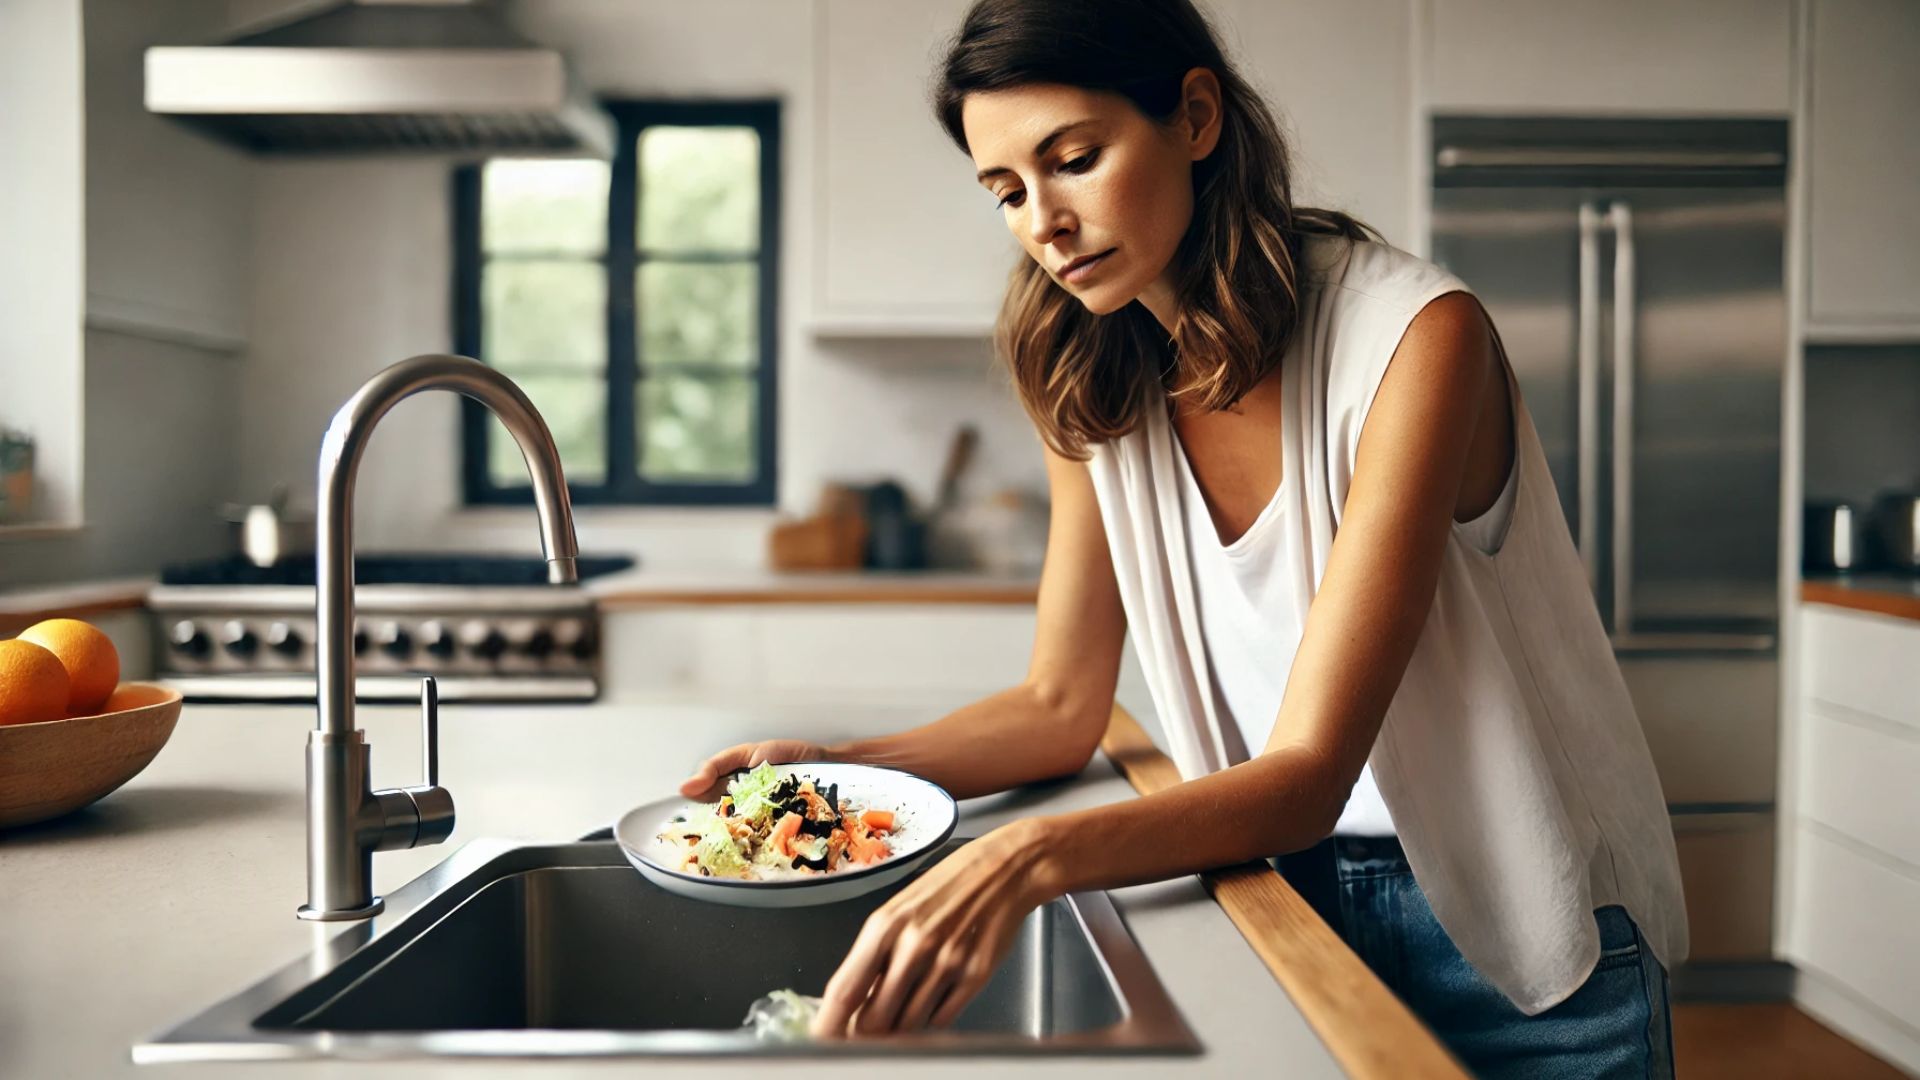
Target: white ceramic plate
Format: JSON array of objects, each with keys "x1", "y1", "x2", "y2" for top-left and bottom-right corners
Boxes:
[{"x1": 613, "y1": 762, "x2": 958, "y2": 909}]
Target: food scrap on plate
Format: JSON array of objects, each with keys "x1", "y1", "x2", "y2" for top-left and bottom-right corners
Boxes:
[{"x1": 658, "y1": 763, "x2": 896, "y2": 880}]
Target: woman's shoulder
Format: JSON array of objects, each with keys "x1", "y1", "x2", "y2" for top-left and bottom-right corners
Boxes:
[{"x1": 1303, "y1": 233, "x2": 1475, "y2": 317}]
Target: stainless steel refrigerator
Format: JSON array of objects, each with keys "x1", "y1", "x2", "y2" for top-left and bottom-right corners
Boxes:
[{"x1": 1430, "y1": 117, "x2": 1790, "y2": 994}]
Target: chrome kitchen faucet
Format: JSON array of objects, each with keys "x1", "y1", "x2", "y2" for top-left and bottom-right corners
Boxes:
[{"x1": 298, "y1": 355, "x2": 579, "y2": 921}]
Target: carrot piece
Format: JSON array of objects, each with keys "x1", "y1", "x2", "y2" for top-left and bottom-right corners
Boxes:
[
  {"x1": 770, "y1": 810, "x2": 802, "y2": 856},
  {"x1": 860, "y1": 809, "x2": 894, "y2": 833},
  {"x1": 847, "y1": 828, "x2": 889, "y2": 864}
]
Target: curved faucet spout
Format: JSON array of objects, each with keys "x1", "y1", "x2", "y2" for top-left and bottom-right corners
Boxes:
[
  {"x1": 315, "y1": 353, "x2": 579, "y2": 739},
  {"x1": 302, "y1": 354, "x2": 579, "y2": 920}
]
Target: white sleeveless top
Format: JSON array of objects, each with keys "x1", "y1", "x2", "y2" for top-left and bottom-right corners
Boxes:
[
  {"x1": 1174, "y1": 410, "x2": 1517, "y2": 836},
  {"x1": 1087, "y1": 234, "x2": 1687, "y2": 1014}
]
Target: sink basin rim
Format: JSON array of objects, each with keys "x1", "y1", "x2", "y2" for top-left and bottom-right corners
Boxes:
[{"x1": 134, "y1": 837, "x2": 1201, "y2": 1061}]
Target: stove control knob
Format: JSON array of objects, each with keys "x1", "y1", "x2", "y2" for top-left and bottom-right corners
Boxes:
[
  {"x1": 420, "y1": 621, "x2": 456, "y2": 659},
  {"x1": 552, "y1": 618, "x2": 595, "y2": 661},
  {"x1": 375, "y1": 622, "x2": 413, "y2": 659},
  {"x1": 464, "y1": 623, "x2": 508, "y2": 662},
  {"x1": 219, "y1": 620, "x2": 258, "y2": 658},
  {"x1": 520, "y1": 627, "x2": 556, "y2": 660},
  {"x1": 170, "y1": 621, "x2": 211, "y2": 659},
  {"x1": 266, "y1": 622, "x2": 303, "y2": 657}
]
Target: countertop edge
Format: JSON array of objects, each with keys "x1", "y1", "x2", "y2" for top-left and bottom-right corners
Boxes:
[
  {"x1": 1801, "y1": 578, "x2": 1920, "y2": 623},
  {"x1": 0, "y1": 577, "x2": 152, "y2": 635},
  {"x1": 591, "y1": 570, "x2": 1040, "y2": 607},
  {"x1": 596, "y1": 584, "x2": 1040, "y2": 607},
  {"x1": 1100, "y1": 705, "x2": 1469, "y2": 1080}
]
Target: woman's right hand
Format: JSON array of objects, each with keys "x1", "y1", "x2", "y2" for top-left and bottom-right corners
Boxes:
[{"x1": 677, "y1": 739, "x2": 836, "y2": 800}]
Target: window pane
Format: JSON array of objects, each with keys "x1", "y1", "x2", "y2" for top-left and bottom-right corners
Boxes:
[
  {"x1": 637, "y1": 261, "x2": 756, "y2": 369},
  {"x1": 638, "y1": 126, "x2": 759, "y2": 253},
  {"x1": 638, "y1": 374, "x2": 755, "y2": 482},
  {"x1": 487, "y1": 373, "x2": 606, "y2": 487},
  {"x1": 483, "y1": 260, "x2": 604, "y2": 371},
  {"x1": 482, "y1": 159, "x2": 608, "y2": 254}
]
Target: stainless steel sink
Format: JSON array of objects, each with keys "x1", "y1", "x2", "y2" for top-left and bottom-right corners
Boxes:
[{"x1": 136, "y1": 837, "x2": 1199, "y2": 1060}]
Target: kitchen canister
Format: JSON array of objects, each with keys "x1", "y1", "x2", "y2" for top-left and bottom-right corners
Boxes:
[{"x1": 1804, "y1": 501, "x2": 1867, "y2": 572}]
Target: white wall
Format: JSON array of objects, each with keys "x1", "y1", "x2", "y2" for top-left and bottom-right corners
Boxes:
[
  {"x1": 0, "y1": 0, "x2": 86, "y2": 532},
  {"x1": 237, "y1": 0, "x2": 1046, "y2": 567},
  {"x1": 0, "y1": 0, "x2": 252, "y2": 588},
  {"x1": 1803, "y1": 343, "x2": 1920, "y2": 505}
]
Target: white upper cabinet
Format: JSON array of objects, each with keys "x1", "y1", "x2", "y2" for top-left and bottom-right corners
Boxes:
[
  {"x1": 1212, "y1": 0, "x2": 1416, "y2": 248},
  {"x1": 84, "y1": 0, "x2": 252, "y2": 352},
  {"x1": 812, "y1": 0, "x2": 1019, "y2": 336},
  {"x1": 1804, "y1": 0, "x2": 1920, "y2": 337},
  {"x1": 1427, "y1": 0, "x2": 1792, "y2": 116},
  {"x1": 811, "y1": 0, "x2": 1423, "y2": 334}
]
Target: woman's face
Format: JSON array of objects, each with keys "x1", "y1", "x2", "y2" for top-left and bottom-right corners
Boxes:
[{"x1": 961, "y1": 72, "x2": 1222, "y2": 321}]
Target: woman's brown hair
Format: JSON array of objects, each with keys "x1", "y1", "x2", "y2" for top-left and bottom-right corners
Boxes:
[{"x1": 934, "y1": 0, "x2": 1384, "y2": 458}]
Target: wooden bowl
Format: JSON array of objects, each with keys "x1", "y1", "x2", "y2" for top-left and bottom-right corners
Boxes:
[{"x1": 0, "y1": 682, "x2": 183, "y2": 829}]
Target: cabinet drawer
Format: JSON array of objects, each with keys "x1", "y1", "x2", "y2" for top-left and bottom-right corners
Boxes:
[
  {"x1": 1800, "y1": 706, "x2": 1920, "y2": 868},
  {"x1": 1801, "y1": 605, "x2": 1920, "y2": 728},
  {"x1": 1673, "y1": 813, "x2": 1776, "y2": 962},
  {"x1": 1789, "y1": 825, "x2": 1920, "y2": 1027},
  {"x1": 1619, "y1": 656, "x2": 1777, "y2": 806}
]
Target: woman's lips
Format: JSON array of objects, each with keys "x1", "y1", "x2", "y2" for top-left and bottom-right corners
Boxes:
[{"x1": 1060, "y1": 248, "x2": 1116, "y2": 284}]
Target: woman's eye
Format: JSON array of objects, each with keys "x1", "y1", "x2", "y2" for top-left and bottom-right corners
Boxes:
[
  {"x1": 1061, "y1": 150, "x2": 1099, "y2": 174},
  {"x1": 996, "y1": 190, "x2": 1025, "y2": 209}
]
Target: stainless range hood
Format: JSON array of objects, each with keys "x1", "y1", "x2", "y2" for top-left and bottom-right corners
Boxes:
[{"x1": 145, "y1": 0, "x2": 613, "y2": 157}]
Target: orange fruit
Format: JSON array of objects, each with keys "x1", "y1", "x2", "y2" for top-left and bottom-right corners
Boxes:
[
  {"x1": 101, "y1": 683, "x2": 168, "y2": 713},
  {"x1": 17, "y1": 618, "x2": 120, "y2": 716},
  {"x1": 0, "y1": 638, "x2": 71, "y2": 726}
]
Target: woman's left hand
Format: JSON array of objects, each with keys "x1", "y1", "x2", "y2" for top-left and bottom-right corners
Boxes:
[{"x1": 811, "y1": 817, "x2": 1061, "y2": 1038}]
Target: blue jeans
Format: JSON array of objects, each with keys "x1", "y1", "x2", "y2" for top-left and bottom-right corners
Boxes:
[{"x1": 1274, "y1": 836, "x2": 1675, "y2": 1079}]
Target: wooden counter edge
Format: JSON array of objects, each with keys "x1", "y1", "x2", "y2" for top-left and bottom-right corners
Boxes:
[
  {"x1": 1801, "y1": 580, "x2": 1920, "y2": 623},
  {"x1": 0, "y1": 588, "x2": 148, "y2": 638},
  {"x1": 1100, "y1": 704, "x2": 1468, "y2": 1080}
]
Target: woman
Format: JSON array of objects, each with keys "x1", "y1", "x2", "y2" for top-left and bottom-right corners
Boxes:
[{"x1": 680, "y1": 1, "x2": 1686, "y2": 1074}]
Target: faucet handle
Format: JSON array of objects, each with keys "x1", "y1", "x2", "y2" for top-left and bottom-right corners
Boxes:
[
  {"x1": 420, "y1": 674, "x2": 439, "y2": 788},
  {"x1": 370, "y1": 676, "x2": 456, "y2": 852},
  {"x1": 406, "y1": 675, "x2": 455, "y2": 847}
]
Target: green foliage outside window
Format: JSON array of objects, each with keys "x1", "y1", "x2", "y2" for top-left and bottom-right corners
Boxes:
[{"x1": 475, "y1": 116, "x2": 767, "y2": 497}]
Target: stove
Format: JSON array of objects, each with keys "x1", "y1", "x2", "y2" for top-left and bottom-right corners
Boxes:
[{"x1": 147, "y1": 553, "x2": 635, "y2": 703}]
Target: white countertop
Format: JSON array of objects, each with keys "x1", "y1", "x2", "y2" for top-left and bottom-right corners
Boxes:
[{"x1": 0, "y1": 691, "x2": 1341, "y2": 1078}]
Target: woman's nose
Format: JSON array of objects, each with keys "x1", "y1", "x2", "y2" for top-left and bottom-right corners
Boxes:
[{"x1": 1024, "y1": 188, "x2": 1074, "y2": 246}]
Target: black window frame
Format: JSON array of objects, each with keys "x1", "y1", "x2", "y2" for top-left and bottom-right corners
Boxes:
[{"x1": 456, "y1": 99, "x2": 780, "y2": 507}]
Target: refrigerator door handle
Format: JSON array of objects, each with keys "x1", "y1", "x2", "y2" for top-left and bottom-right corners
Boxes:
[
  {"x1": 1608, "y1": 200, "x2": 1636, "y2": 641},
  {"x1": 1576, "y1": 202, "x2": 1604, "y2": 600}
]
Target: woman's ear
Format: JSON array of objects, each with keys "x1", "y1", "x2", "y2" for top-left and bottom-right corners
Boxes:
[{"x1": 1179, "y1": 67, "x2": 1224, "y2": 161}]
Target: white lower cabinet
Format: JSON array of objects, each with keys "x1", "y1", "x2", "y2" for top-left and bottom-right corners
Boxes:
[
  {"x1": 603, "y1": 604, "x2": 1160, "y2": 756},
  {"x1": 1787, "y1": 603, "x2": 1920, "y2": 1074},
  {"x1": 752, "y1": 607, "x2": 1037, "y2": 695},
  {"x1": 1790, "y1": 827, "x2": 1920, "y2": 1058}
]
